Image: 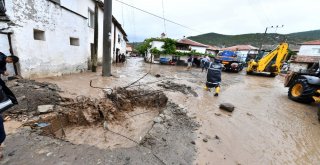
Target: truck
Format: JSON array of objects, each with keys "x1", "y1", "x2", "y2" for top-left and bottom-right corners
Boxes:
[{"x1": 215, "y1": 50, "x2": 244, "y2": 72}]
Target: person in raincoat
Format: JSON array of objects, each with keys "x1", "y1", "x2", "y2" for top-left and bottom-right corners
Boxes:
[{"x1": 205, "y1": 57, "x2": 223, "y2": 96}]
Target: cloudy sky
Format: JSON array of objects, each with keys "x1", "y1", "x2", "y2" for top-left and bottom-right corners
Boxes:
[{"x1": 112, "y1": 0, "x2": 320, "y2": 42}]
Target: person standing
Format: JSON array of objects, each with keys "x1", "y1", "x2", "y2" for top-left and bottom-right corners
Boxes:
[
  {"x1": 205, "y1": 58, "x2": 223, "y2": 96},
  {"x1": 0, "y1": 51, "x2": 19, "y2": 160},
  {"x1": 200, "y1": 55, "x2": 210, "y2": 72},
  {"x1": 187, "y1": 55, "x2": 193, "y2": 70}
]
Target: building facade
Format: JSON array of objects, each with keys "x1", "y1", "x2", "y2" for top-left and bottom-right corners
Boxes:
[{"x1": 0, "y1": 0, "x2": 127, "y2": 78}]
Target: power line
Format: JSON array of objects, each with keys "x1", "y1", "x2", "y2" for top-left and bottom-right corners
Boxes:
[{"x1": 114, "y1": 0, "x2": 203, "y2": 33}]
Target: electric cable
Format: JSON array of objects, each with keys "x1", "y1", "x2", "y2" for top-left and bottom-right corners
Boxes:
[{"x1": 114, "y1": 0, "x2": 202, "y2": 33}]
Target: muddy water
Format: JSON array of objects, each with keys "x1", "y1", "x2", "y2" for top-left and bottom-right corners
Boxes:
[
  {"x1": 36, "y1": 58, "x2": 320, "y2": 164},
  {"x1": 186, "y1": 75, "x2": 320, "y2": 165}
]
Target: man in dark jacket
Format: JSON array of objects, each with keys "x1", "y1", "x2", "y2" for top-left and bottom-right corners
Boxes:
[
  {"x1": 205, "y1": 58, "x2": 223, "y2": 96},
  {"x1": 0, "y1": 52, "x2": 19, "y2": 159}
]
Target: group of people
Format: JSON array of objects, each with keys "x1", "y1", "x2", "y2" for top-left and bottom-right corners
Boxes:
[{"x1": 188, "y1": 55, "x2": 223, "y2": 97}]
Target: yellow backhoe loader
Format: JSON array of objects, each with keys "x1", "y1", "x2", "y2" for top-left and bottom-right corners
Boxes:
[{"x1": 247, "y1": 42, "x2": 289, "y2": 77}]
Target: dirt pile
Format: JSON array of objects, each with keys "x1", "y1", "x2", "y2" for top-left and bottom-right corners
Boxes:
[
  {"x1": 5, "y1": 79, "x2": 61, "y2": 120},
  {"x1": 157, "y1": 81, "x2": 198, "y2": 97}
]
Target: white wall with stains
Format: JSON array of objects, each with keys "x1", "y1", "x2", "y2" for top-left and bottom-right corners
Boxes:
[{"x1": 0, "y1": 0, "x2": 128, "y2": 78}]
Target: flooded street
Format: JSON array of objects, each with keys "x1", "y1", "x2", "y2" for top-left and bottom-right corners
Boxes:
[{"x1": 3, "y1": 57, "x2": 320, "y2": 165}]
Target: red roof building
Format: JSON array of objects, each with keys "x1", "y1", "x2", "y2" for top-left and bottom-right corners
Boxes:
[
  {"x1": 299, "y1": 40, "x2": 320, "y2": 45},
  {"x1": 177, "y1": 38, "x2": 208, "y2": 47}
]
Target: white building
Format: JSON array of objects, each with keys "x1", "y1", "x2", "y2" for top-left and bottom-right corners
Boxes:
[
  {"x1": 145, "y1": 40, "x2": 165, "y2": 63},
  {"x1": 298, "y1": 40, "x2": 320, "y2": 56},
  {"x1": 0, "y1": 0, "x2": 127, "y2": 78},
  {"x1": 289, "y1": 40, "x2": 320, "y2": 72},
  {"x1": 176, "y1": 38, "x2": 207, "y2": 54}
]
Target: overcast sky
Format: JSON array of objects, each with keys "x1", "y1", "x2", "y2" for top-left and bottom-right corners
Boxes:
[{"x1": 112, "y1": 0, "x2": 320, "y2": 42}]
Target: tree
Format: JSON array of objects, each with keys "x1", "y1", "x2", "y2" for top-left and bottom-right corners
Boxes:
[{"x1": 162, "y1": 38, "x2": 176, "y2": 54}]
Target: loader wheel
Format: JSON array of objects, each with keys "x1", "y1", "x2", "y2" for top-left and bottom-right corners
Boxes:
[{"x1": 288, "y1": 79, "x2": 315, "y2": 103}]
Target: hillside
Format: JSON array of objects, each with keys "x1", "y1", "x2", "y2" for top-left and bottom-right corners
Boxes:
[{"x1": 188, "y1": 29, "x2": 320, "y2": 47}]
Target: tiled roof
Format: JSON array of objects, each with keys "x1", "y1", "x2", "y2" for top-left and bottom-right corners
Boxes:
[
  {"x1": 223, "y1": 45, "x2": 258, "y2": 51},
  {"x1": 177, "y1": 38, "x2": 208, "y2": 47},
  {"x1": 299, "y1": 40, "x2": 320, "y2": 45},
  {"x1": 290, "y1": 55, "x2": 320, "y2": 63},
  {"x1": 206, "y1": 45, "x2": 222, "y2": 51}
]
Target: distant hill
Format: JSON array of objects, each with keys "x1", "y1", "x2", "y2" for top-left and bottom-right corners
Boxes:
[{"x1": 188, "y1": 30, "x2": 320, "y2": 47}]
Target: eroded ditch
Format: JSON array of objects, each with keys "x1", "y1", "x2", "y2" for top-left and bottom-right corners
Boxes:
[{"x1": 4, "y1": 79, "x2": 199, "y2": 164}]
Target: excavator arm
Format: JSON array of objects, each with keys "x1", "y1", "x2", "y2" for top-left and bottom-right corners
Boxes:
[{"x1": 247, "y1": 42, "x2": 289, "y2": 75}]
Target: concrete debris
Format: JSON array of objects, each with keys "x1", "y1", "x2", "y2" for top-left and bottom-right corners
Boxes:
[
  {"x1": 153, "y1": 117, "x2": 163, "y2": 123},
  {"x1": 158, "y1": 81, "x2": 198, "y2": 97},
  {"x1": 219, "y1": 103, "x2": 235, "y2": 112},
  {"x1": 37, "y1": 105, "x2": 54, "y2": 114}
]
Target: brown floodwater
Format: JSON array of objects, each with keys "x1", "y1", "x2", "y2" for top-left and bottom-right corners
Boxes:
[{"x1": 37, "y1": 58, "x2": 320, "y2": 164}]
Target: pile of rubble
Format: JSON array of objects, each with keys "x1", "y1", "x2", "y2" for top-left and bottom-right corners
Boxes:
[{"x1": 157, "y1": 81, "x2": 198, "y2": 97}]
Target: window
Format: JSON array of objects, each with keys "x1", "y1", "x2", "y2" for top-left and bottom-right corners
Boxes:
[
  {"x1": 88, "y1": 9, "x2": 94, "y2": 28},
  {"x1": 118, "y1": 34, "x2": 121, "y2": 43},
  {"x1": 70, "y1": 37, "x2": 80, "y2": 46},
  {"x1": 34, "y1": 29, "x2": 45, "y2": 41}
]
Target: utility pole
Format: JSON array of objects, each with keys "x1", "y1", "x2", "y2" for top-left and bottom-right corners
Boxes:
[
  {"x1": 102, "y1": 0, "x2": 112, "y2": 77},
  {"x1": 258, "y1": 25, "x2": 284, "y2": 52},
  {"x1": 92, "y1": 1, "x2": 99, "y2": 72},
  {"x1": 258, "y1": 26, "x2": 273, "y2": 52}
]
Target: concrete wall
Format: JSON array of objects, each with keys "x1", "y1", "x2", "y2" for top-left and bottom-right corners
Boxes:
[
  {"x1": 190, "y1": 46, "x2": 206, "y2": 54},
  {"x1": 298, "y1": 45, "x2": 320, "y2": 56},
  {"x1": 151, "y1": 41, "x2": 165, "y2": 51},
  {"x1": 4, "y1": 0, "x2": 89, "y2": 78},
  {"x1": 289, "y1": 63, "x2": 308, "y2": 72},
  {"x1": 1, "y1": 0, "x2": 128, "y2": 78}
]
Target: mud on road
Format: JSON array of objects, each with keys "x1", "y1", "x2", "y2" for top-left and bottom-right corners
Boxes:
[
  {"x1": 1, "y1": 58, "x2": 320, "y2": 165},
  {"x1": 2, "y1": 78, "x2": 199, "y2": 165}
]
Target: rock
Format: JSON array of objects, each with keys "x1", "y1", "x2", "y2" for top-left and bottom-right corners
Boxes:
[
  {"x1": 38, "y1": 105, "x2": 54, "y2": 114},
  {"x1": 214, "y1": 113, "x2": 222, "y2": 116},
  {"x1": 164, "y1": 115, "x2": 172, "y2": 121},
  {"x1": 17, "y1": 95, "x2": 26, "y2": 101},
  {"x1": 219, "y1": 103, "x2": 235, "y2": 112},
  {"x1": 33, "y1": 85, "x2": 41, "y2": 89},
  {"x1": 103, "y1": 121, "x2": 108, "y2": 130},
  {"x1": 208, "y1": 149, "x2": 213, "y2": 152},
  {"x1": 203, "y1": 138, "x2": 208, "y2": 143},
  {"x1": 46, "y1": 152, "x2": 53, "y2": 157},
  {"x1": 48, "y1": 84, "x2": 60, "y2": 91},
  {"x1": 215, "y1": 135, "x2": 220, "y2": 140},
  {"x1": 155, "y1": 74, "x2": 161, "y2": 78},
  {"x1": 191, "y1": 141, "x2": 196, "y2": 145},
  {"x1": 159, "y1": 114, "x2": 165, "y2": 119},
  {"x1": 246, "y1": 113, "x2": 253, "y2": 116},
  {"x1": 153, "y1": 117, "x2": 163, "y2": 123}
]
